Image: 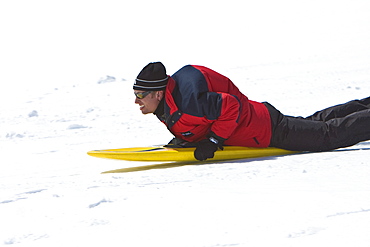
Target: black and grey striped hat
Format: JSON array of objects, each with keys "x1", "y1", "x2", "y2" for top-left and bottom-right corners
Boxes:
[{"x1": 133, "y1": 62, "x2": 168, "y2": 91}]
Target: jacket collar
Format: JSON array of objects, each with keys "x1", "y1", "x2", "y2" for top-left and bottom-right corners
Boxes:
[{"x1": 153, "y1": 97, "x2": 165, "y2": 120}]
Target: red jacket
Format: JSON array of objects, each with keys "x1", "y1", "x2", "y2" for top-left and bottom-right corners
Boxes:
[{"x1": 156, "y1": 65, "x2": 272, "y2": 147}]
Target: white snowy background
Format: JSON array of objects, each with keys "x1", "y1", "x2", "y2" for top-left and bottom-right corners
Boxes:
[{"x1": 1, "y1": 0, "x2": 370, "y2": 246}]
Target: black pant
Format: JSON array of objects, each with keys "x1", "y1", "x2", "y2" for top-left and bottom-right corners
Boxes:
[{"x1": 264, "y1": 97, "x2": 370, "y2": 151}]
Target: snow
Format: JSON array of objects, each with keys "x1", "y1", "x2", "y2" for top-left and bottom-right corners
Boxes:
[{"x1": 1, "y1": 0, "x2": 370, "y2": 246}]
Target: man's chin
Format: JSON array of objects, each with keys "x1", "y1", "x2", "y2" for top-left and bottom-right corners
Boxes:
[{"x1": 141, "y1": 110, "x2": 152, "y2": 115}]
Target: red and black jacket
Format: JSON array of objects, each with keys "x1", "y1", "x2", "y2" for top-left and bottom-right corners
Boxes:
[{"x1": 155, "y1": 65, "x2": 272, "y2": 147}]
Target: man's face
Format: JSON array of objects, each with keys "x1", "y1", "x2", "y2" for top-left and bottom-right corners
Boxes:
[{"x1": 134, "y1": 90, "x2": 162, "y2": 114}]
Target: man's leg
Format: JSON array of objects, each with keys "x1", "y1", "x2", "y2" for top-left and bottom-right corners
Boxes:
[
  {"x1": 323, "y1": 109, "x2": 370, "y2": 150},
  {"x1": 270, "y1": 109, "x2": 370, "y2": 152},
  {"x1": 306, "y1": 96, "x2": 370, "y2": 121}
]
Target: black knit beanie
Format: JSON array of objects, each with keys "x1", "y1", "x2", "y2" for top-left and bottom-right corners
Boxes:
[{"x1": 133, "y1": 62, "x2": 168, "y2": 91}]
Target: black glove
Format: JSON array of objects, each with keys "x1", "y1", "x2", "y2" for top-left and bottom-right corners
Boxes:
[
  {"x1": 194, "y1": 135, "x2": 224, "y2": 161},
  {"x1": 167, "y1": 137, "x2": 186, "y2": 146},
  {"x1": 165, "y1": 137, "x2": 195, "y2": 148}
]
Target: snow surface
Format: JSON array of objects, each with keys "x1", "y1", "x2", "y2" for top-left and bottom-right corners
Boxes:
[{"x1": 1, "y1": 0, "x2": 370, "y2": 246}]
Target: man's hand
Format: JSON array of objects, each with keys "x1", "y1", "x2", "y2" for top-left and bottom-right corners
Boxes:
[{"x1": 194, "y1": 135, "x2": 224, "y2": 161}]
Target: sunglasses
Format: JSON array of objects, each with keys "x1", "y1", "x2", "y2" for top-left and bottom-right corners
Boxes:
[{"x1": 134, "y1": 91, "x2": 153, "y2": 99}]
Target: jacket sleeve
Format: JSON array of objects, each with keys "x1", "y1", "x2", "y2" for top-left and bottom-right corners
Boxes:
[{"x1": 200, "y1": 92, "x2": 241, "y2": 140}]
